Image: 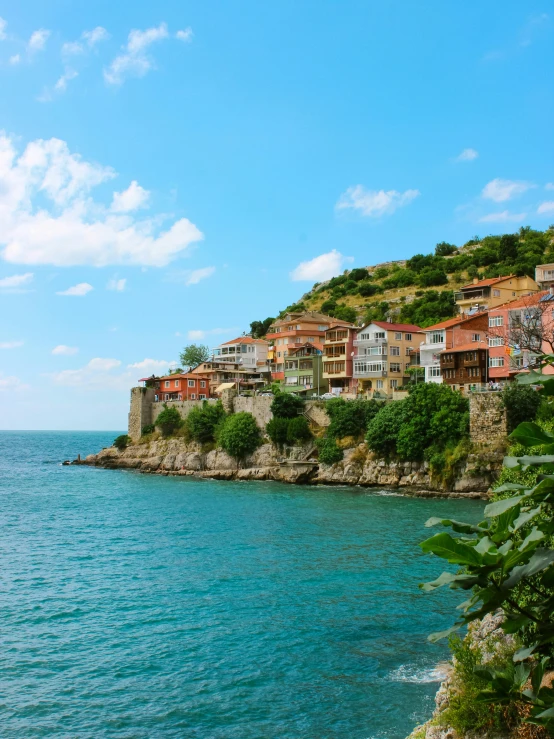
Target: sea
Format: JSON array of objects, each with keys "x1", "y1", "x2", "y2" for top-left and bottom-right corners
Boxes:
[{"x1": 0, "y1": 431, "x2": 485, "y2": 739}]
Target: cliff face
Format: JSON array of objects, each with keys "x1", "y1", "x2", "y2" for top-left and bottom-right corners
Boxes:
[{"x1": 82, "y1": 438, "x2": 503, "y2": 496}]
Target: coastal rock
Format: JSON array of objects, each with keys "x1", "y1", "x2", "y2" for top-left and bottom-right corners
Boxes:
[{"x1": 205, "y1": 449, "x2": 237, "y2": 471}]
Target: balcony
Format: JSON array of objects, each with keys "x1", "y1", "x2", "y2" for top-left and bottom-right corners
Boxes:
[
  {"x1": 353, "y1": 337, "x2": 387, "y2": 346},
  {"x1": 454, "y1": 289, "x2": 489, "y2": 302}
]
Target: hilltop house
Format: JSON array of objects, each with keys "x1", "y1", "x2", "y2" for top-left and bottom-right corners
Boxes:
[
  {"x1": 322, "y1": 323, "x2": 358, "y2": 396},
  {"x1": 284, "y1": 343, "x2": 325, "y2": 396},
  {"x1": 454, "y1": 275, "x2": 538, "y2": 315},
  {"x1": 212, "y1": 336, "x2": 269, "y2": 369},
  {"x1": 353, "y1": 321, "x2": 424, "y2": 397}
]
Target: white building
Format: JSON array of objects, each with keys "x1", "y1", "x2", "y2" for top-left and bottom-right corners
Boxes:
[{"x1": 212, "y1": 337, "x2": 269, "y2": 370}]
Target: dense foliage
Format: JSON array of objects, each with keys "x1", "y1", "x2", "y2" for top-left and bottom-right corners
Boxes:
[
  {"x1": 270, "y1": 393, "x2": 304, "y2": 419},
  {"x1": 250, "y1": 317, "x2": 275, "y2": 338},
  {"x1": 326, "y1": 397, "x2": 381, "y2": 440},
  {"x1": 155, "y1": 404, "x2": 183, "y2": 437},
  {"x1": 502, "y1": 384, "x2": 542, "y2": 433},
  {"x1": 179, "y1": 343, "x2": 210, "y2": 369},
  {"x1": 185, "y1": 401, "x2": 226, "y2": 443},
  {"x1": 218, "y1": 412, "x2": 261, "y2": 461},
  {"x1": 398, "y1": 289, "x2": 456, "y2": 327},
  {"x1": 317, "y1": 437, "x2": 344, "y2": 465},
  {"x1": 365, "y1": 383, "x2": 469, "y2": 460},
  {"x1": 266, "y1": 417, "x2": 289, "y2": 446},
  {"x1": 113, "y1": 434, "x2": 131, "y2": 451},
  {"x1": 141, "y1": 424, "x2": 155, "y2": 436}
]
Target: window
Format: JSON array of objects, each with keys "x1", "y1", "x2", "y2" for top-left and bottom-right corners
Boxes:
[
  {"x1": 354, "y1": 360, "x2": 385, "y2": 374},
  {"x1": 389, "y1": 362, "x2": 401, "y2": 372},
  {"x1": 164, "y1": 394, "x2": 169, "y2": 400},
  {"x1": 489, "y1": 316, "x2": 503, "y2": 327},
  {"x1": 429, "y1": 366, "x2": 441, "y2": 377},
  {"x1": 493, "y1": 289, "x2": 501, "y2": 297},
  {"x1": 284, "y1": 338, "x2": 289, "y2": 345},
  {"x1": 405, "y1": 333, "x2": 412, "y2": 341},
  {"x1": 374, "y1": 331, "x2": 386, "y2": 340},
  {"x1": 190, "y1": 394, "x2": 196, "y2": 399},
  {"x1": 395, "y1": 332, "x2": 402, "y2": 340},
  {"x1": 188, "y1": 380, "x2": 195, "y2": 387},
  {"x1": 307, "y1": 337, "x2": 315, "y2": 342},
  {"x1": 178, "y1": 394, "x2": 182, "y2": 400},
  {"x1": 390, "y1": 379, "x2": 399, "y2": 389},
  {"x1": 390, "y1": 346, "x2": 400, "y2": 356},
  {"x1": 488, "y1": 336, "x2": 504, "y2": 347},
  {"x1": 376, "y1": 380, "x2": 384, "y2": 389},
  {"x1": 200, "y1": 381, "x2": 206, "y2": 388},
  {"x1": 165, "y1": 380, "x2": 170, "y2": 388},
  {"x1": 174, "y1": 380, "x2": 180, "y2": 387},
  {"x1": 472, "y1": 334, "x2": 480, "y2": 342},
  {"x1": 296, "y1": 324, "x2": 301, "y2": 330},
  {"x1": 318, "y1": 325, "x2": 327, "y2": 331},
  {"x1": 405, "y1": 347, "x2": 412, "y2": 356},
  {"x1": 430, "y1": 331, "x2": 444, "y2": 344},
  {"x1": 199, "y1": 394, "x2": 207, "y2": 400},
  {"x1": 489, "y1": 357, "x2": 505, "y2": 367}
]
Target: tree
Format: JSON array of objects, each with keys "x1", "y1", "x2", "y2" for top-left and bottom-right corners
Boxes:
[
  {"x1": 326, "y1": 398, "x2": 381, "y2": 440},
  {"x1": 317, "y1": 437, "x2": 344, "y2": 465},
  {"x1": 435, "y1": 242, "x2": 457, "y2": 257},
  {"x1": 399, "y1": 290, "x2": 456, "y2": 328},
  {"x1": 333, "y1": 305, "x2": 357, "y2": 323},
  {"x1": 114, "y1": 434, "x2": 131, "y2": 450},
  {"x1": 286, "y1": 416, "x2": 312, "y2": 444},
  {"x1": 417, "y1": 266, "x2": 448, "y2": 288},
  {"x1": 271, "y1": 393, "x2": 304, "y2": 419},
  {"x1": 349, "y1": 267, "x2": 369, "y2": 282},
  {"x1": 155, "y1": 404, "x2": 183, "y2": 437},
  {"x1": 218, "y1": 412, "x2": 261, "y2": 461},
  {"x1": 179, "y1": 343, "x2": 210, "y2": 370},
  {"x1": 501, "y1": 385, "x2": 541, "y2": 433},
  {"x1": 250, "y1": 317, "x2": 275, "y2": 339},
  {"x1": 266, "y1": 417, "x2": 290, "y2": 447},
  {"x1": 365, "y1": 401, "x2": 407, "y2": 457},
  {"x1": 185, "y1": 401, "x2": 226, "y2": 443}
]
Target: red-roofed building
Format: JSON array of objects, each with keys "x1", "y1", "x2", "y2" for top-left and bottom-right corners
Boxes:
[
  {"x1": 439, "y1": 342, "x2": 489, "y2": 390},
  {"x1": 353, "y1": 321, "x2": 425, "y2": 397},
  {"x1": 454, "y1": 274, "x2": 538, "y2": 315},
  {"x1": 153, "y1": 373, "x2": 212, "y2": 402},
  {"x1": 322, "y1": 323, "x2": 358, "y2": 396},
  {"x1": 212, "y1": 336, "x2": 269, "y2": 369}
]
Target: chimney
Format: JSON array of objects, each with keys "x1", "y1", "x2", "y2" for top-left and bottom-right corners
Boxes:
[{"x1": 473, "y1": 277, "x2": 478, "y2": 285}]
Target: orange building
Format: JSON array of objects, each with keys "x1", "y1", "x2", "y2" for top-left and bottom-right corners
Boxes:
[{"x1": 154, "y1": 373, "x2": 212, "y2": 402}]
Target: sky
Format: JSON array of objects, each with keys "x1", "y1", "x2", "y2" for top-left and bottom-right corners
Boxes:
[{"x1": 0, "y1": 1, "x2": 553, "y2": 430}]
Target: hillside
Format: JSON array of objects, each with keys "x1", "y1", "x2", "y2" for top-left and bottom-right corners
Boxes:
[{"x1": 250, "y1": 226, "x2": 554, "y2": 335}]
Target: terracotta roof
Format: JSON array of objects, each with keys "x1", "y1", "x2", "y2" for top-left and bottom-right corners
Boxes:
[
  {"x1": 440, "y1": 342, "x2": 488, "y2": 354},
  {"x1": 489, "y1": 290, "x2": 549, "y2": 312},
  {"x1": 270, "y1": 311, "x2": 351, "y2": 327},
  {"x1": 220, "y1": 337, "x2": 269, "y2": 346},
  {"x1": 157, "y1": 372, "x2": 208, "y2": 381},
  {"x1": 371, "y1": 321, "x2": 423, "y2": 333},
  {"x1": 424, "y1": 312, "x2": 487, "y2": 331},
  {"x1": 460, "y1": 275, "x2": 514, "y2": 290}
]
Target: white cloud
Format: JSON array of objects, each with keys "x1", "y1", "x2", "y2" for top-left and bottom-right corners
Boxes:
[
  {"x1": 336, "y1": 185, "x2": 420, "y2": 217},
  {"x1": 455, "y1": 148, "x2": 479, "y2": 162},
  {"x1": 546, "y1": 183, "x2": 554, "y2": 191},
  {"x1": 9, "y1": 54, "x2": 20, "y2": 65},
  {"x1": 111, "y1": 180, "x2": 149, "y2": 212},
  {"x1": 290, "y1": 249, "x2": 353, "y2": 282},
  {"x1": 83, "y1": 26, "x2": 110, "y2": 48},
  {"x1": 89, "y1": 358, "x2": 121, "y2": 371},
  {"x1": 56, "y1": 282, "x2": 94, "y2": 296},
  {"x1": 0, "y1": 272, "x2": 33, "y2": 288},
  {"x1": 62, "y1": 41, "x2": 84, "y2": 56},
  {"x1": 176, "y1": 28, "x2": 193, "y2": 42},
  {"x1": 51, "y1": 356, "x2": 172, "y2": 390},
  {"x1": 479, "y1": 210, "x2": 527, "y2": 223},
  {"x1": 0, "y1": 372, "x2": 29, "y2": 392},
  {"x1": 185, "y1": 266, "x2": 215, "y2": 285},
  {"x1": 0, "y1": 340, "x2": 23, "y2": 349},
  {"x1": 538, "y1": 201, "x2": 554, "y2": 215},
  {"x1": 104, "y1": 22, "x2": 169, "y2": 85},
  {"x1": 107, "y1": 277, "x2": 126, "y2": 291},
  {"x1": 186, "y1": 327, "x2": 237, "y2": 341},
  {"x1": 28, "y1": 29, "x2": 50, "y2": 53},
  {"x1": 127, "y1": 358, "x2": 171, "y2": 373},
  {"x1": 482, "y1": 178, "x2": 534, "y2": 202},
  {"x1": 52, "y1": 344, "x2": 78, "y2": 355},
  {"x1": 520, "y1": 13, "x2": 549, "y2": 47},
  {"x1": 0, "y1": 133, "x2": 203, "y2": 266},
  {"x1": 0, "y1": 17, "x2": 7, "y2": 40},
  {"x1": 55, "y1": 68, "x2": 78, "y2": 92}
]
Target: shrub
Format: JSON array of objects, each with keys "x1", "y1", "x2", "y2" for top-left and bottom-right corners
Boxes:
[
  {"x1": 349, "y1": 267, "x2": 369, "y2": 282},
  {"x1": 317, "y1": 437, "x2": 344, "y2": 465},
  {"x1": 381, "y1": 269, "x2": 417, "y2": 290},
  {"x1": 373, "y1": 266, "x2": 390, "y2": 279},
  {"x1": 326, "y1": 398, "x2": 381, "y2": 440},
  {"x1": 435, "y1": 241, "x2": 457, "y2": 257},
  {"x1": 266, "y1": 417, "x2": 290, "y2": 447},
  {"x1": 185, "y1": 401, "x2": 226, "y2": 443},
  {"x1": 365, "y1": 401, "x2": 407, "y2": 457},
  {"x1": 113, "y1": 434, "x2": 131, "y2": 451},
  {"x1": 286, "y1": 416, "x2": 312, "y2": 444},
  {"x1": 358, "y1": 282, "x2": 380, "y2": 297},
  {"x1": 333, "y1": 305, "x2": 357, "y2": 323},
  {"x1": 155, "y1": 403, "x2": 183, "y2": 437},
  {"x1": 141, "y1": 424, "x2": 155, "y2": 436},
  {"x1": 320, "y1": 299, "x2": 337, "y2": 315},
  {"x1": 417, "y1": 266, "x2": 448, "y2": 287},
  {"x1": 271, "y1": 393, "x2": 304, "y2": 419},
  {"x1": 501, "y1": 384, "x2": 541, "y2": 433},
  {"x1": 398, "y1": 290, "x2": 456, "y2": 327},
  {"x1": 218, "y1": 412, "x2": 261, "y2": 461}
]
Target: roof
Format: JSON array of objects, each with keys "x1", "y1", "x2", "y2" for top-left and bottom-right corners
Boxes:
[
  {"x1": 219, "y1": 336, "x2": 268, "y2": 346},
  {"x1": 440, "y1": 342, "x2": 488, "y2": 353},
  {"x1": 215, "y1": 382, "x2": 236, "y2": 393},
  {"x1": 489, "y1": 290, "x2": 549, "y2": 312},
  {"x1": 424, "y1": 312, "x2": 488, "y2": 331},
  {"x1": 325, "y1": 322, "x2": 356, "y2": 331},
  {"x1": 371, "y1": 321, "x2": 423, "y2": 333},
  {"x1": 270, "y1": 311, "x2": 352, "y2": 327},
  {"x1": 157, "y1": 372, "x2": 207, "y2": 381},
  {"x1": 460, "y1": 275, "x2": 514, "y2": 290}
]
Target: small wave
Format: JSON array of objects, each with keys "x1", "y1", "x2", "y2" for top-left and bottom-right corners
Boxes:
[{"x1": 388, "y1": 664, "x2": 447, "y2": 684}]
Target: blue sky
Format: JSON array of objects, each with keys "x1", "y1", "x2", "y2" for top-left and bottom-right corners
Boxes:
[{"x1": 0, "y1": 1, "x2": 553, "y2": 430}]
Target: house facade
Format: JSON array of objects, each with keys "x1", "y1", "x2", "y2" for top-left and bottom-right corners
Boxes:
[
  {"x1": 353, "y1": 321, "x2": 424, "y2": 397},
  {"x1": 191, "y1": 360, "x2": 271, "y2": 395},
  {"x1": 212, "y1": 337, "x2": 269, "y2": 369},
  {"x1": 154, "y1": 373, "x2": 211, "y2": 402},
  {"x1": 322, "y1": 324, "x2": 357, "y2": 395},
  {"x1": 419, "y1": 313, "x2": 489, "y2": 384},
  {"x1": 440, "y1": 342, "x2": 488, "y2": 391},
  {"x1": 266, "y1": 311, "x2": 350, "y2": 380},
  {"x1": 283, "y1": 343, "x2": 325, "y2": 395},
  {"x1": 454, "y1": 275, "x2": 538, "y2": 315}
]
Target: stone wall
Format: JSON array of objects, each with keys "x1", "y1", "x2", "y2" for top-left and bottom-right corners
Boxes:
[
  {"x1": 233, "y1": 395, "x2": 274, "y2": 428},
  {"x1": 304, "y1": 401, "x2": 331, "y2": 427},
  {"x1": 128, "y1": 387, "x2": 155, "y2": 440},
  {"x1": 151, "y1": 398, "x2": 218, "y2": 425},
  {"x1": 469, "y1": 392, "x2": 507, "y2": 445}
]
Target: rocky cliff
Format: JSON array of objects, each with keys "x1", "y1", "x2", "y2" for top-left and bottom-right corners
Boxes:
[{"x1": 82, "y1": 438, "x2": 503, "y2": 497}]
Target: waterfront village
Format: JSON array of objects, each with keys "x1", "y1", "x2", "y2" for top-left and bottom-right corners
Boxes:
[{"x1": 139, "y1": 262, "x2": 554, "y2": 403}]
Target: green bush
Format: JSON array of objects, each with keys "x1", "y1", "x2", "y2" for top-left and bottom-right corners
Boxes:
[
  {"x1": 317, "y1": 437, "x2": 344, "y2": 465},
  {"x1": 398, "y1": 289, "x2": 456, "y2": 327},
  {"x1": 373, "y1": 266, "x2": 390, "y2": 279},
  {"x1": 286, "y1": 416, "x2": 312, "y2": 444},
  {"x1": 501, "y1": 384, "x2": 541, "y2": 433},
  {"x1": 326, "y1": 398, "x2": 381, "y2": 440},
  {"x1": 155, "y1": 403, "x2": 183, "y2": 437},
  {"x1": 218, "y1": 412, "x2": 261, "y2": 461},
  {"x1": 271, "y1": 393, "x2": 304, "y2": 419},
  {"x1": 435, "y1": 241, "x2": 457, "y2": 257},
  {"x1": 357, "y1": 281, "x2": 380, "y2": 297},
  {"x1": 381, "y1": 269, "x2": 417, "y2": 290},
  {"x1": 266, "y1": 417, "x2": 290, "y2": 446},
  {"x1": 365, "y1": 401, "x2": 407, "y2": 457},
  {"x1": 349, "y1": 267, "x2": 369, "y2": 281},
  {"x1": 333, "y1": 305, "x2": 357, "y2": 323},
  {"x1": 185, "y1": 401, "x2": 226, "y2": 443},
  {"x1": 141, "y1": 424, "x2": 155, "y2": 436},
  {"x1": 417, "y1": 266, "x2": 448, "y2": 287},
  {"x1": 320, "y1": 299, "x2": 337, "y2": 315},
  {"x1": 114, "y1": 434, "x2": 131, "y2": 451}
]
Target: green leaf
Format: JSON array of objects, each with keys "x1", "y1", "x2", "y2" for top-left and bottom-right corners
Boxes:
[
  {"x1": 535, "y1": 707, "x2": 554, "y2": 719},
  {"x1": 428, "y1": 624, "x2": 460, "y2": 643},
  {"x1": 485, "y1": 495, "x2": 524, "y2": 518},
  {"x1": 424, "y1": 517, "x2": 485, "y2": 534},
  {"x1": 509, "y1": 422, "x2": 554, "y2": 447},
  {"x1": 514, "y1": 644, "x2": 538, "y2": 662},
  {"x1": 495, "y1": 482, "x2": 530, "y2": 492},
  {"x1": 420, "y1": 533, "x2": 483, "y2": 566},
  {"x1": 516, "y1": 370, "x2": 546, "y2": 385},
  {"x1": 503, "y1": 456, "x2": 522, "y2": 469},
  {"x1": 512, "y1": 506, "x2": 543, "y2": 532},
  {"x1": 518, "y1": 527, "x2": 545, "y2": 552},
  {"x1": 420, "y1": 572, "x2": 482, "y2": 592},
  {"x1": 516, "y1": 455, "x2": 554, "y2": 466},
  {"x1": 504, "y1": 549, "x2": 554, "y2": 588}
]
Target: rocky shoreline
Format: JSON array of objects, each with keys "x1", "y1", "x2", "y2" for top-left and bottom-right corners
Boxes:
[{"x1": 79, "y1": 437, "x2": 504, "y2": 498}]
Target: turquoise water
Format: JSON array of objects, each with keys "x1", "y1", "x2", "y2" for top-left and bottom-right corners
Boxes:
[{"x1": 0, "y1": 431, "x2": 484, "y2": 739}]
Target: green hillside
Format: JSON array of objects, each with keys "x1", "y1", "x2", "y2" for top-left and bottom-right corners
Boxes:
[{"x1": 263, "y1": 226, "x2": 554, "y2": 331}]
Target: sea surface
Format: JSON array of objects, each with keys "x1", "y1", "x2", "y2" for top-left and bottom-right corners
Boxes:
[{"x1": 0, "y1": 431, "x2": 485, "y2": 739}]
